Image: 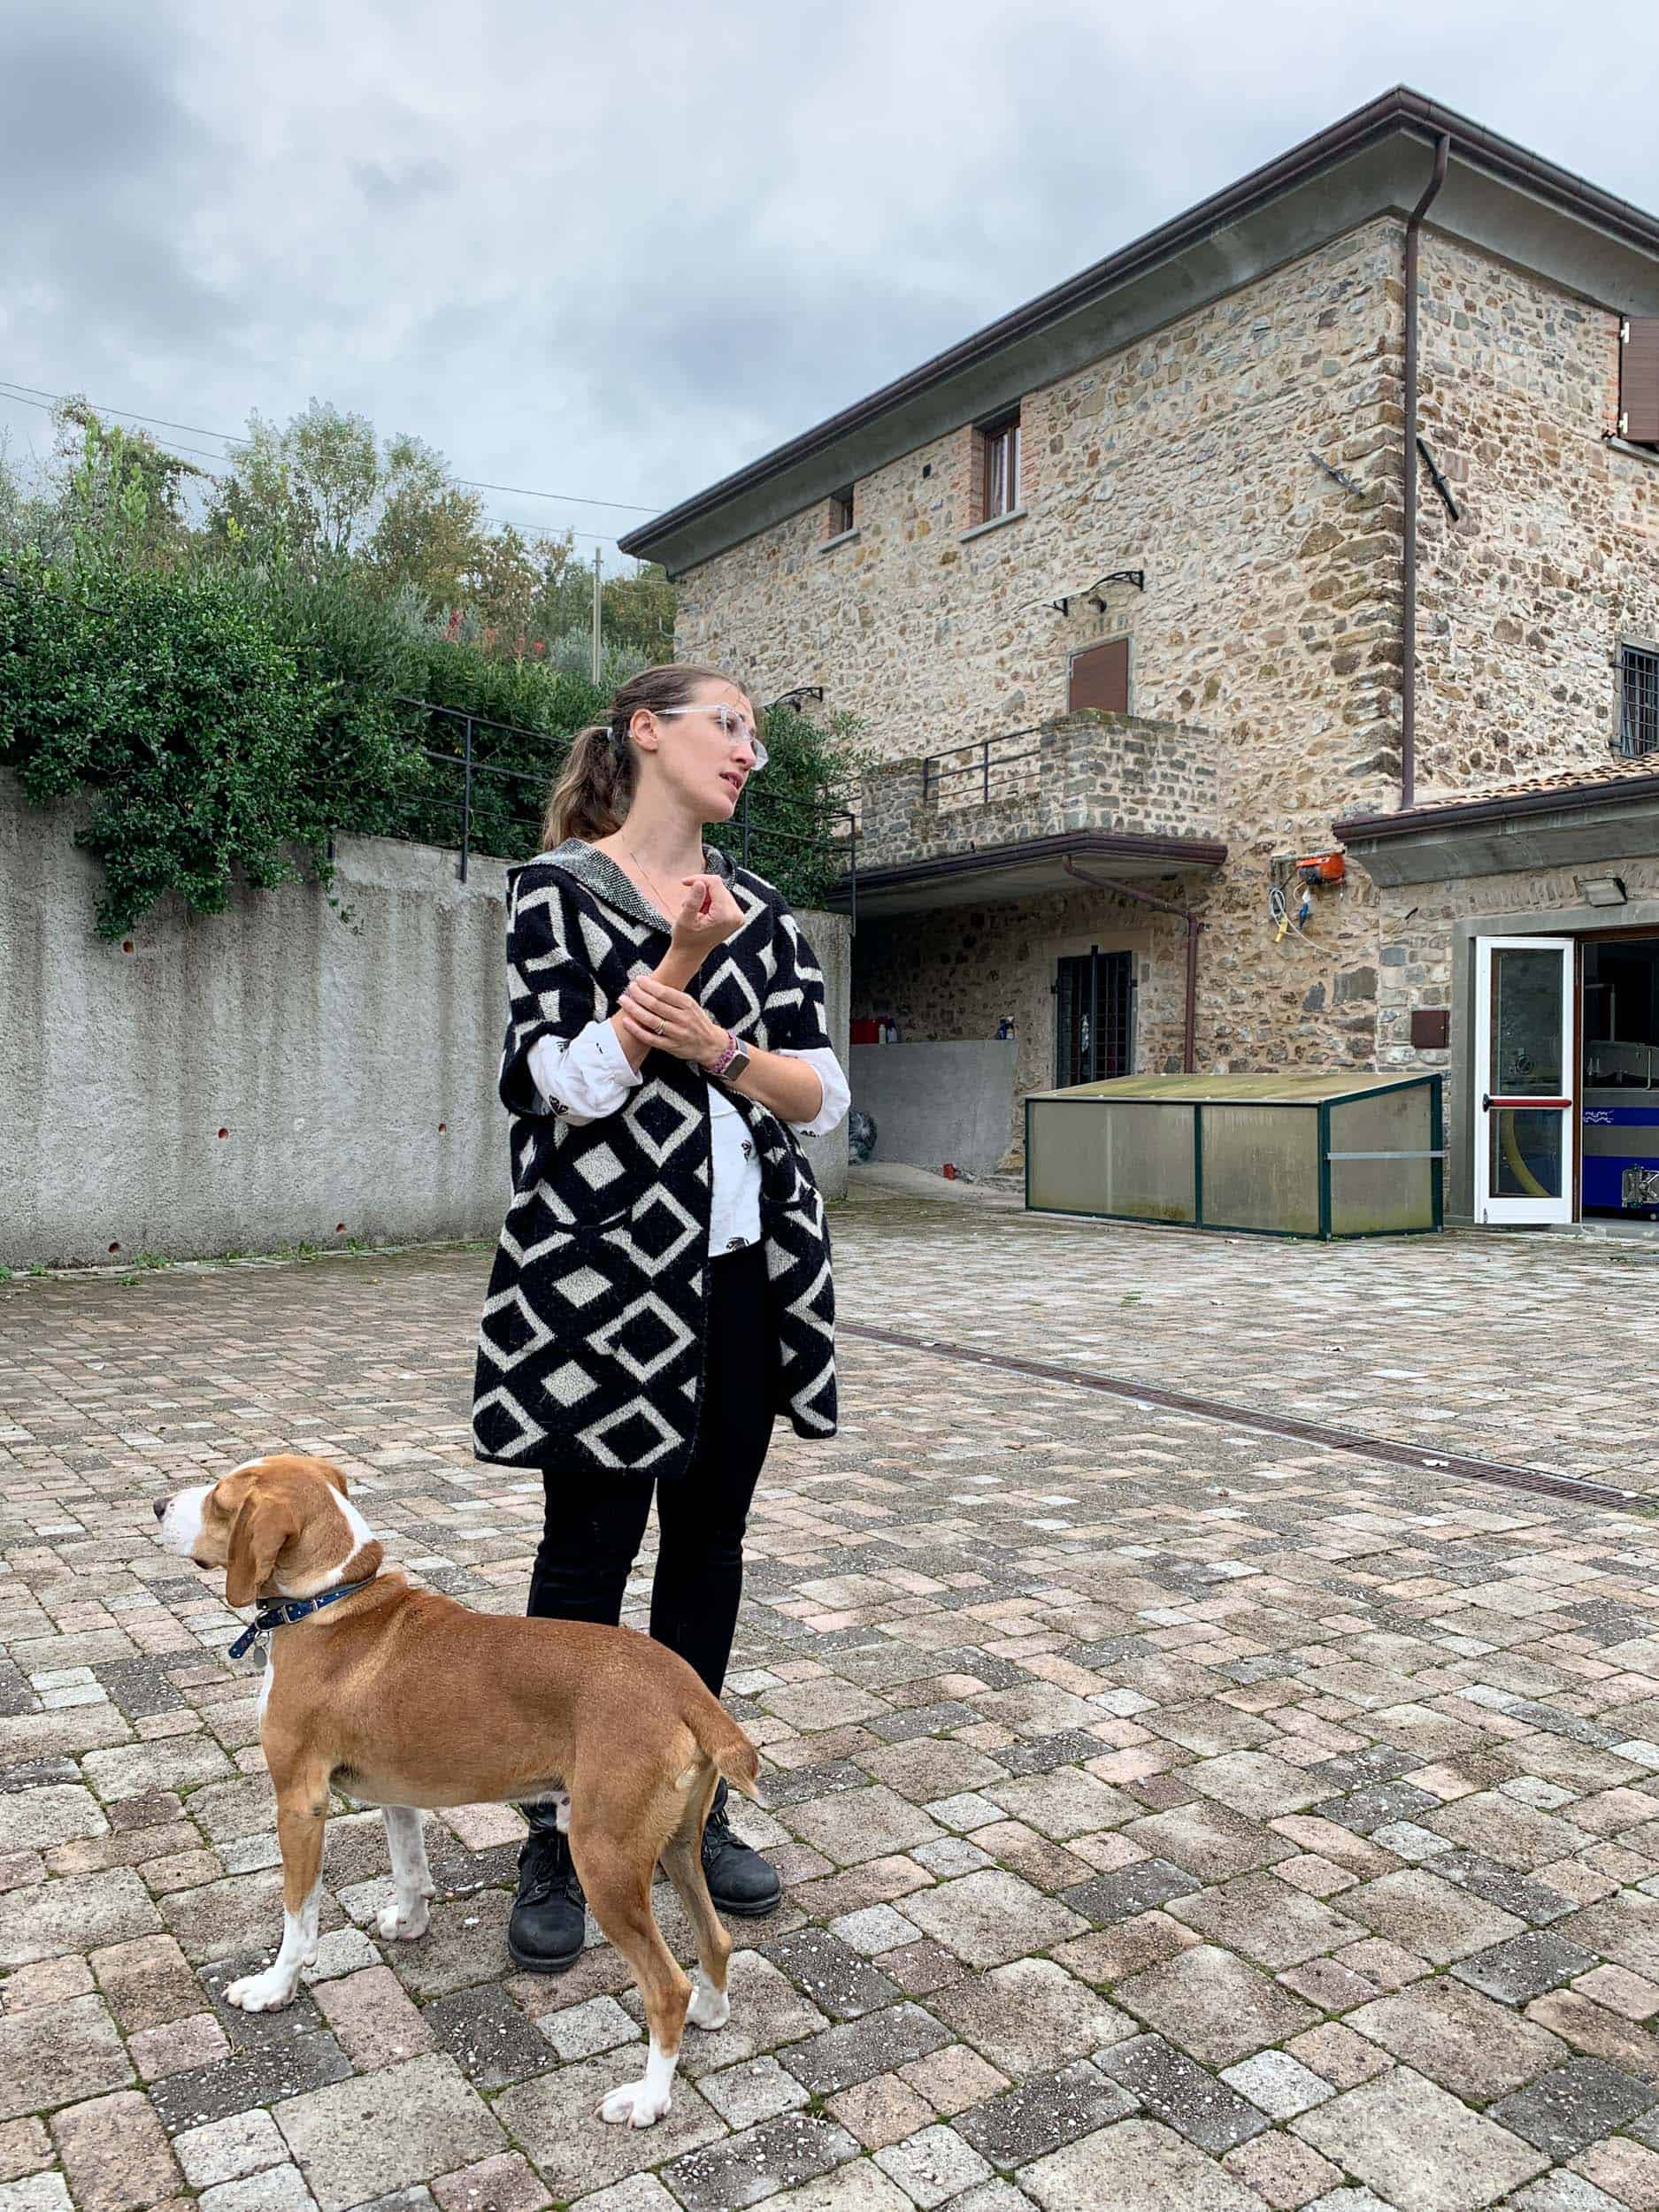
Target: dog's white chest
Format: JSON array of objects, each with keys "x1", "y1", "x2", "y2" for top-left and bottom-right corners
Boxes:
[{"x1": 257, "y1": 1655, "x2": 274, "y2": 1726}]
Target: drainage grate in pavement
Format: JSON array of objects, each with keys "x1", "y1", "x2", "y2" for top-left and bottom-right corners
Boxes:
[{"x1": 842, "y1": 1324, "x2": 1641, "y2": 1514}]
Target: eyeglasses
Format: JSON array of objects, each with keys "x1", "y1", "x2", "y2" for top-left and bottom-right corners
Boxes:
[{"x1": 654, "y1": 703, "x2": 768, "y2": 772}]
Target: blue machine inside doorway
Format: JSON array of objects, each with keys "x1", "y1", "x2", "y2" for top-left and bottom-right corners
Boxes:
[{"x1": 1582, "y1": 937, "x2": 1659, "y2": 1220}]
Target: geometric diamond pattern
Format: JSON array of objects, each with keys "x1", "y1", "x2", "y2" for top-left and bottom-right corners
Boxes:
[{"x1": 472, "y1": 841, "x2": 837, "y2": 1472}]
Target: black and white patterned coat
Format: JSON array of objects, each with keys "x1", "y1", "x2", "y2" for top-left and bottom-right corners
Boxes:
[{"x1": 472, "y1": 839, "x2": 837, "y2": 1475}]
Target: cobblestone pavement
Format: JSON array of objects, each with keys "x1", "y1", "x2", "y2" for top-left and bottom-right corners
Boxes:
[{"x1": 4, "y1": 1193, "x2": 1659, "y2": 2211}]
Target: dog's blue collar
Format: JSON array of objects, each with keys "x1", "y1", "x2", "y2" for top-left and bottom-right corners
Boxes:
[{"x1": 228, "y1": 1577, "x2": 376, "y2": 1662}]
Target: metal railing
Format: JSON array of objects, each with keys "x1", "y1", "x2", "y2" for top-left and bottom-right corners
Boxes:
[
  {"x1": 920, "y1": 723, "x2": 1047, "y2": 806},
  {"x1": 391, "y1": 697, "x2": 857, "y2": 924}
]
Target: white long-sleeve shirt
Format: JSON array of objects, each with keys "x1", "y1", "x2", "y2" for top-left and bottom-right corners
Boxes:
[{"x1": 527, "y1": 1023, "x2": 849, "y2": 1256}]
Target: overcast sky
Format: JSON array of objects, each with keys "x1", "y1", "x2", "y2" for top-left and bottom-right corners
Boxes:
[{"x1": 4, "y1": 0, "x2": 1658, "y2": 564}]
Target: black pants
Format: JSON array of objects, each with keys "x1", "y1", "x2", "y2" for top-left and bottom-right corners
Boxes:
[{"x1": 527, "y1": 1242, "x2": 775, "y2": 1698}]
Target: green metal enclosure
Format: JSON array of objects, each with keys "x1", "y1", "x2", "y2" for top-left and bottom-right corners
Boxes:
[{"x1": 1025, "y1": 1071, "x2": 1444, "y2": 1239}]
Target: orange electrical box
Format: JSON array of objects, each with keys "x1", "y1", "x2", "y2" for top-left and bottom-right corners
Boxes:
[{"x1": 1295, "y1": 852, "x2": 1346, "y2": 884}]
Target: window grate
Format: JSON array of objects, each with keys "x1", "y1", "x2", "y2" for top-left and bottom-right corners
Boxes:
[{"x1": 1620, "y1": 645, "x2": 1659, "y2": 757}]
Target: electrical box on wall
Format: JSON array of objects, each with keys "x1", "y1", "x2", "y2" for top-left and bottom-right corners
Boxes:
[{"x1": 1295, "y1": 852, "x2": 1346, "y2": 884}]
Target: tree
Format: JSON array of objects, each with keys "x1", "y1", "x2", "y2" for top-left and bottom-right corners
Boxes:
[{"x1": 51, "y1": 402, "x2": 205, "y2": 568}]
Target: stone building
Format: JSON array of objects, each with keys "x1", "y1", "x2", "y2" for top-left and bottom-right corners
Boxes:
[{"x1": 622, "y1": 87, "x2": 1659, "y2": 1229}]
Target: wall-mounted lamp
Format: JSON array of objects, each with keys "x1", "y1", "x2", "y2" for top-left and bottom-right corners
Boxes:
[
  {"x1": 1578, "y1": 874, "x2": 1629, "y2": 907},
  {"x1": 770, "y1": 685, "x2": 826, "y2": 713}
]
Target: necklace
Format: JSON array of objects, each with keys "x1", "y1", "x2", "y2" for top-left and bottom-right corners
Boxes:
[{"x1": 622, "y1": 837, "x2": 696, "y2": 921}]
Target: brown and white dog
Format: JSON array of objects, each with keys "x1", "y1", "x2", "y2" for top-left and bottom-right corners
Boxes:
[{"x1": 154, "y1": 1454, "x2": 760, "y2": 2127}]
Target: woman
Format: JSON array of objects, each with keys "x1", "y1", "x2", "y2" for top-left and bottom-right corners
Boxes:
[{"x1": 472, "y1": 663, "x2": 848, "y2": 1974}]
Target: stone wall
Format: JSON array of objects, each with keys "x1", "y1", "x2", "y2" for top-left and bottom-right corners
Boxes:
[{"x1": 1413, "y1": 236, "x2": 1659, "y2": 795}]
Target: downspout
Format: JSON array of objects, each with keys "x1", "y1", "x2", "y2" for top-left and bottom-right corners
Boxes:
[
  {"x1": 1401, "y1": 133, "x2": 1450, "y2": 810},
  {"x1": 1061, "y1": 857, "x2": 1202, "y2": 1073}
]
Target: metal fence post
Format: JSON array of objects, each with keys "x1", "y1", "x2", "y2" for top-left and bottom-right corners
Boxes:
[{"x1": 458, "y1": 716, "x2": 474, "y2": 883}]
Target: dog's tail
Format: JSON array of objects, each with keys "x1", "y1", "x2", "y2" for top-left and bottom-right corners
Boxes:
[{"x1": 688, "y1": 1700, "x2": 764, "y2": 1803}]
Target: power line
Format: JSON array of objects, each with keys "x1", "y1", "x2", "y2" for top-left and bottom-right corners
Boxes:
[
  {"x1": 0, "y1": 385, "x2": 628, "y2": 545},
  {"x1": 0, "y1": 375, "x2": 664, "y2": 513}
]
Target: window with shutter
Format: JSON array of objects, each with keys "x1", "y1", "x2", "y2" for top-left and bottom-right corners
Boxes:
[
  {"x1": 977, "y1": 411, "x2": 1020, "y2": 522},
  {"x1": 1618, "y1": 318, "x2": 1659, "y2": 446},
  {"x1": 1068, "y1": 638, "x2": 1130, "y2": 715},
  {"x1": 828, "y1": 485, "x2": 855, "y2": 536}
]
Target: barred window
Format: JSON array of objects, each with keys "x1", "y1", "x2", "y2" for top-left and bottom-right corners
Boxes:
[{"x1": 1619, "y1": 644, "x2": 1659, "y2": 757}]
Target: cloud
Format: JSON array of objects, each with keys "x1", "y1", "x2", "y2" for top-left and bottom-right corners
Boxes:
[{"x1": 3, "y1": 0, "x2": 1658, "y2": 547}]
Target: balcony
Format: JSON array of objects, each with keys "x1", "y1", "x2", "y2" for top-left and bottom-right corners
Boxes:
[{"x1": 846, "y1": 709, "x2": 1225, "y2": 916}]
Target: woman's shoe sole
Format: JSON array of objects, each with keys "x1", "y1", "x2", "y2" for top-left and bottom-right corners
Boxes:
[{"x1": 505, "y1": 1932, "x2": 583, "y2": 1973}]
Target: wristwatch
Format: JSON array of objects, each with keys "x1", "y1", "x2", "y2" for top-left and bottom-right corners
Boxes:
[{"x1": 706, "y1": 1032, "x2": 751, "y2": 1086}]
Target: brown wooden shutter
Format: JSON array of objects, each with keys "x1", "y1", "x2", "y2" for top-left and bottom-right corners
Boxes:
[
  {"x1": 1619, "y1": 318, "x2": 1659, "y2": 444},
  {"x1": 1068, "y1": 638, "x2": 1130, "y2": 714}
]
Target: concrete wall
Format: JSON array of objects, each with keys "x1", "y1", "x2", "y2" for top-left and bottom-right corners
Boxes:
[
  {"x1": 849, "y1": 1041, "x2": 1018, "y2": 1177},
  {"x1": 1, "y1": 772, "x2": 849, "y2": 1268}
]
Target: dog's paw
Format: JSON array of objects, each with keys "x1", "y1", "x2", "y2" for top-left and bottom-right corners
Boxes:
[
  {"x1": 687, "y1": 1973, "x2": 730, "y2": 2031},
  {"x1": 596, "y1": 2076, "x2": 672, "y2": 2128},
  {"x1": 377, "y1": 1897, "x2": 430, "y2": 1941},
  {"x1": 226, "y1": 1967, "x2": 300, "y2": 2013}
]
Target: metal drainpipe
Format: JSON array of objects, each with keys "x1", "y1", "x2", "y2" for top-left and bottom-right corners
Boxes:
[
  {"x1": 1061, "y1": 857, "x2": 1202, "y2": 1073},
  {"x1": 1402, "y1": 133, "x2": 1450, "y2": 810}
]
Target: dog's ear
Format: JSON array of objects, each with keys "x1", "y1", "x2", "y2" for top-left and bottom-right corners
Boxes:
[{"x1": 225, "y1": 1491, "x2": 301, "y2": 1609}]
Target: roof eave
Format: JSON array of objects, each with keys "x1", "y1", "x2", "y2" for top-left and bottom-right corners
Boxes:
[{"x1": 622, "y1": 85, "x2": 1659, "y2": 574}]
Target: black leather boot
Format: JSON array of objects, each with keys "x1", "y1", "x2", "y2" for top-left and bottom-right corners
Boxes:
[
  {"x1": 507, "y1": 1807, "x2": 586, "y2": 1972},
  {"x1": 702, "y1": 1779, "x2": 782, "y2": 1917}
]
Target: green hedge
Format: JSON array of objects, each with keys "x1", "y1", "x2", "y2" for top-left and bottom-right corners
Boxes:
[{"x1": 1, "y1": 554, "x2": 858, "y2": 935}]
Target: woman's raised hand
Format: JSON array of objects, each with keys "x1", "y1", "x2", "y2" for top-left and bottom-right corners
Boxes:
[
  {"x1": 617, "y1": 973, "x2": 729, "y2": 1065},
  {"x1": 669, "y1": 874, "x2": 745, "y2": 964}
]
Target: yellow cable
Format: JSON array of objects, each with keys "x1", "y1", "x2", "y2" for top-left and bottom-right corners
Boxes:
[{"x1": 1499, "y1": 1111, "x2": 1548, "y2": 1199}]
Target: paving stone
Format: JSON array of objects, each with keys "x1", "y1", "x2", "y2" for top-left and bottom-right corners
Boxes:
[
  {"x1": 956, "y1": 2060, "x2": 1135, "y2": 2172},
  {"x1": 1115, "y1": 1945, "x2": 1317, "y2": 2069},
  {"x1": 310, "y1": 1967, "x2": 434, "y2": 2071},
  {"x1": 492, "y1": 2056, "x2": 725, "y2": 2201},
  {"x1": 173, "y1": 2109, "x2": 289, "y2": 2191},
  {"x1": 663, "y1": 2114, "x2": 858, "y2": 2212},
  {"x1": 0, "y1": 2121, "x2": 52, "y2": 2185},
  {"x1": 0, "y1": 1872, "x2": 159, "y2": 1970},
  {"x1": 1454, "y1": 1931, "x2": 1600, "y2": 2006},
  {"x1": 896, "y1": 2044, "x2": 1008, "y2": 2117},
  {"x1": 1221, "y1": 2130, "x2": 1344, "y2": 2210},
  {"x1": 932, "y1": 1959, "x2": 1131, "y2": 2075},
  {"x1": 0, "y1": 1996, "x2": 132, "y2": 2123},
  {"x1": 274, "y1": 2054, "x2": 503, "y2": 2212},
  {"x1": 1217, "y1": 2051, "x2": 1336, "y2": 2121},
  {"x1": 423, "y1": 1985, "x2": 552, "y2": 2088},
  {"x1": 0, "y1": 1790, "x2": 107, "y2": 1854},
  {"x1": 1122, "y1": 1801, "x2": 1290, "y2": 1882},
  {"x1": 1184, "y1": 1755, "x2": 1325, "y2": 1821},
  {"x1": 1487, "y1": 2056, "x2": 1656, "y2": 2157},
  {"x1": 1057, "y1": 1860, "x2": 1198, "y2": 1925},
  {"x1": 780, "y1": 2004, "x2": 953, "y2": 2097},
  {"x1": 787, "y1": 1788, "x2": 944, "y2": 1868},
  {"x1": 536, "y1": 1993, "x2": 640, "y2": 2063},
  {"x1": 899, "y1": 1872, "x2": 1085, "y2": 1968},
  {"x1": 872, "y1": 2123, "x2": 994, "y2": 2208},
  {"x1": 1294, "y1": 2066, "x2": 1550, "y2": 2212},
  {"x1": 825, "y1": 2076, "x2": 935, "y2": 2152},
  {"x1": 1338, "y1": 1870, "x2": 1525, "y2": 1966},
  {"x1": 198, "y1": 2169, "x2": 318, "y2": 2212},
  {"x1": 699, "y1": 2056, "x2": 810, "y2": 2130},
  {"x1": 149, "y1": 2031, "x2": 354, "y2": 2136},
  {"x1": 1168, "y1": 1874, "x2": 1356, "y2": 1970},
  {"x1": 981, "y1": 1770, "x2": 1135, "y2": 1842},
  {"x1": 1020, "y1": 2116, "x2": 1260, "y2": 2210},
  {"x1": 1348, "y1": 1978, "x2": 1569, "y2": 2100},
  {"x1": 763, "y1": 1930, "x2": 902, "y2": 2019},
  {"x1": 50, "y1": 2092, "x2": 180, "y2": 2212},
  {"x1": 431, "y1": 2151, "x2": 550, "y2": 2211},
  {"x1": 1101, "y1": 2033, "x2": 1268, "y2": 2153}
]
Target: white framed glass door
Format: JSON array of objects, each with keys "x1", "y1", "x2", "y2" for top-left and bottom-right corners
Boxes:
[{"x1": 1473, "y1": 936, "x2": 1576, "y2": 1225}]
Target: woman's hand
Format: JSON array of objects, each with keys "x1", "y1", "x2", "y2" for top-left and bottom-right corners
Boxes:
[
  {"x1": 668, "y1": 874, "x2": 745, "y2": 967},
  {"x1": 617, "y1": 973, "x2": 728, "y2": 1066}
]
